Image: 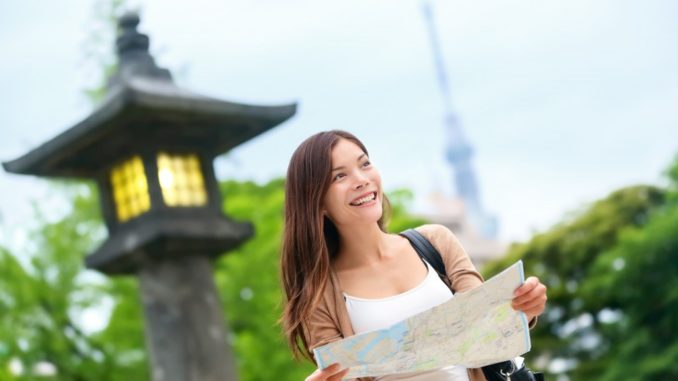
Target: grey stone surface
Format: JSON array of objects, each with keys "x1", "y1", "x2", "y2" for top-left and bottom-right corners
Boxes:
[{"x1": 140, "y1": 256, "x2": 238, "y2": 381}]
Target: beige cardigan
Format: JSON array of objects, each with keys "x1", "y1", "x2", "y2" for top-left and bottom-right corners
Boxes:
[{"x1": 307, "y1": 224, "x2": 490, "y2": 381}]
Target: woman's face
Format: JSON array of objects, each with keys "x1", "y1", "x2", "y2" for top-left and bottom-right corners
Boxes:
[{"x1": 323, "y1": 139, "x2": 383, "y2": 227}]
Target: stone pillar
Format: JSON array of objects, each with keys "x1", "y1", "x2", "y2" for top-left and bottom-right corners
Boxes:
[{"x1": 139, "y1": 256, "x2": 238, "y2": 381}]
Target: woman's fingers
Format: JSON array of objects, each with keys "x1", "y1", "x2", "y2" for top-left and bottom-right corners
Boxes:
[
  {"x1": 306, "y1": 363, "x2": 349, "y2": 381},
  {"x1": 328, "y1": 367, "x2": 350, "y2": 381},
  {"x1": 515, "y1": 297, "x2": 546, "y2": 313},
  {"x1": 512, "y1": 276, "x2": 547, "y2": 319},
  {"x1": 513, "y1": 277, "x2": 538, "y2": 298},
  {"x1": 512, "y1": 284, "x2": 547, "y2": 308}
]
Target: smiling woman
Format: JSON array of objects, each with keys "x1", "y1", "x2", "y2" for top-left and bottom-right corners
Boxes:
[{"x1": 279, "y1": 130, "x2": 547, "y2": 381}]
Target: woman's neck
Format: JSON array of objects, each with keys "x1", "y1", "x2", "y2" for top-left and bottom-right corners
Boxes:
[{"x1": 333, "y1": 223, "x2": 398, "y2": 270}]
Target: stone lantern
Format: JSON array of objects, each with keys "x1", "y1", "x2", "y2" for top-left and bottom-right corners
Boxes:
[{"x1": 2, "y1": 13, "x2": 296, "y2": 381}]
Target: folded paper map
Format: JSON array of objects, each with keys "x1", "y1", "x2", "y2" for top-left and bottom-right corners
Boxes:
[{"x1": 313, "y1": 261, "x2": 531, "y2": 379}]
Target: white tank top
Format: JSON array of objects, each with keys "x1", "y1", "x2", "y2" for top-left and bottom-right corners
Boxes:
[{"x1": 343, "y1": 261, "x2": 470, "y2": 381}]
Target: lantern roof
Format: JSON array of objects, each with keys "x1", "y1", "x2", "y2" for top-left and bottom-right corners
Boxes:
[{"x1": 3, "y1": 12, "x2": 296, "y2": 178}]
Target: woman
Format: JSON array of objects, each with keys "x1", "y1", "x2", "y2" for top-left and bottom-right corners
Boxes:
[{"x1": 280, "y1": 130, "x2": 547, "y2": 381}]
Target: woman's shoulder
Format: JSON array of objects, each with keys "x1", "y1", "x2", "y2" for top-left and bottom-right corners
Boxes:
[
  {"x1": 413, "y1": 223, "x2": 457, "y2": 243},
  {"x1": 413, "y1": 224, "x2": 484, "y2": 290},
  {"x1": 412, "y1": 224, "x2": 466, "y2": 260}
]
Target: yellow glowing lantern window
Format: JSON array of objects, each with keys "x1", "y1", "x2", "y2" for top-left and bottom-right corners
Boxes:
[
  {"x1": 110, "y1": 156, "x2": 151, "y2": 222},
  {"x1": 157, "y1": 152, "x2": 208, "y2": 207}
]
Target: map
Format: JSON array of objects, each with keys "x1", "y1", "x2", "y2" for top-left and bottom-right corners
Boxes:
[{"x1": 313, "y1": 261, "x2": 531, "y2": 379}]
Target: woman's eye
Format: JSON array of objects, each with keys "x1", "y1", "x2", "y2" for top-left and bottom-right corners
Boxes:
[
  {"x1": 333, "y1": 173, "x2": 345, "y2": 181},
  {"x1": 362, "y1": 160, "x2": 371, "y2": 168}
]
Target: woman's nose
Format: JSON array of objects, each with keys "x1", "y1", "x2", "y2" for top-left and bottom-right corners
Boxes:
[{"x1": 353, "y1": 175, "x2": 369, "y2": 190}]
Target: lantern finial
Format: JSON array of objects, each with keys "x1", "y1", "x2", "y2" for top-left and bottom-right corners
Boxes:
[
  {"x1": 109, "y1": 12, "x2": 172, "y2": 88},
  {"x1": 117, "y1": 12, "x2": 147, "y2": 55}
]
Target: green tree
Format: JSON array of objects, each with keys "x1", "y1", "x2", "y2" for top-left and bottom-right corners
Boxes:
[
  {"x1": 582, "y1": 159, "x2": 678, "y2": 380},
  {"x1": 483, "y1": 158, "x2": 677, "y2": 380},
  {"x1": 0, "y1": 182, "x2": 148, "y2": 380}
]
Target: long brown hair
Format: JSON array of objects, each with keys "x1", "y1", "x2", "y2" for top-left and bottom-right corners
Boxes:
[{"x1": 280, "y1": 130, "x2": 391, "y2": 361}]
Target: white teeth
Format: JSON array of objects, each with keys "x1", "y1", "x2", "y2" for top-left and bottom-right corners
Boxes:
[{"x1": 351, "y1": 193, "x2": 376, "y2": 206}]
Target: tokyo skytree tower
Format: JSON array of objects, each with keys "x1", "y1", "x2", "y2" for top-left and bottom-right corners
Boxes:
[{"x1": 421, "y1": 1, "x2": 498, "y2": 238}]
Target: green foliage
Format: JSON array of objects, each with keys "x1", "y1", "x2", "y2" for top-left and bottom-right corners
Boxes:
[
  {"x1": 665, "y1": 153, "x2": 678, "y2": 202},
  {"x1": 215, "y1": 178, "x2": 308, "y2": 381},
  {"x1": 91, "y1": 278, "x2": 147, "y2": 381},
  {"x1": 0, "y1": 182, "x2": 147, "y2": 380},
  {"x1": 484, "y1": 162, "x2": 676, "y2": 379},
  {"x1": 583, "y1": 167, "x2": 678, "y2": 380},
  {"x1": 385, "y1": 188, "x2": 429, "y2": 233}
]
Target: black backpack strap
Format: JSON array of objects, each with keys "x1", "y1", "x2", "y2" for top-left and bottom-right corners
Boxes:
[{"x1": 399, "y1": 229, "x2": 450, "y2": 288}]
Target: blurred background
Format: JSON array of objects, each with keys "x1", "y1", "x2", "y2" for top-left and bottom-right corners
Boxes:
[{"x1": 0, "y1": 0, "x2": 676, "y2": 380}]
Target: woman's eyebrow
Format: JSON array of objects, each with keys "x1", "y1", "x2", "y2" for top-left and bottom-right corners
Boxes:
[{"x1": 331, "y1": 153, "x2": 367, "y2": 172}]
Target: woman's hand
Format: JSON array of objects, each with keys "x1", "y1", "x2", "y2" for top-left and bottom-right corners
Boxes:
[
  {"x1": 512, "y1": 276, "x2": 547, "y2": 323},
  {"x1": 306, "y1": 363, "x2": 349, "y2": 381}
]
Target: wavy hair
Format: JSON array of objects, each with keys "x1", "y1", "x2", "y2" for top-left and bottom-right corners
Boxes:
[{"x1": 280, "y1": 130, "x2": 391, "y2": 361}]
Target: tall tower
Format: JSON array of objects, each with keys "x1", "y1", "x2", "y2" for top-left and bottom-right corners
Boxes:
[{"x1": 421, "y1": 1, "x2": 498, "y2": 239}]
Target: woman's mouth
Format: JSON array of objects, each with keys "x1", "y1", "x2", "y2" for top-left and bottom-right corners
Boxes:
[{"x1": 350, "y1": 192, "x2": 377, "y2": 206}]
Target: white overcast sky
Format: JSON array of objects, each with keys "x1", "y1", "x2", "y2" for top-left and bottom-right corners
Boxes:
[{"x1": 1, "y1": 0, "x2": 677, "y2": 249}]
